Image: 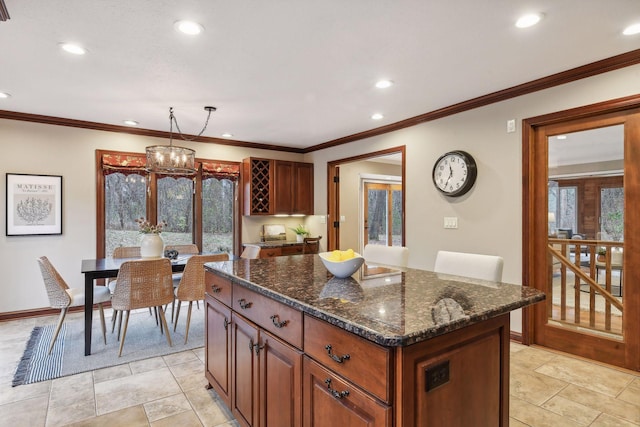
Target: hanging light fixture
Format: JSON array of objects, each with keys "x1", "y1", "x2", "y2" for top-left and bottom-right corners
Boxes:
[{"x1": 145, "y1": 106, "x2": 216, "y2": 175}]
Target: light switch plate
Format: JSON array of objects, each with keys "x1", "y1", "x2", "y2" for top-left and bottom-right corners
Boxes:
[{"x1": 444, "y1": 217, "x2": 458, "y2": 229}]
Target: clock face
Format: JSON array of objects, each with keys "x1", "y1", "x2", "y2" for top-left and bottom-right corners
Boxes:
[{"x1": 432, "y1": 151, "x2": 477, "y2": 197}]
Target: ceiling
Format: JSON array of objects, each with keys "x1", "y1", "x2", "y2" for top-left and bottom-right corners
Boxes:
[{"x1": 0, "y1": 1, "x2": 639, "y2": 150}]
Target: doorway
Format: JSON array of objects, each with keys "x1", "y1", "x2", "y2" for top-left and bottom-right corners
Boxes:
[
  {"x1": 523, "y1": 97, "x2": 640, "y2": 371},
  {"x1": 363, "y1": 182, "x2": 402, "y2": 247},
  {"x1": 327, "y1": 146, "x2": 405, "y2": 252}
]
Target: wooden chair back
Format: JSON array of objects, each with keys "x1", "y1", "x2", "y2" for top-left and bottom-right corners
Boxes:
[
  {"x1": 164, "y1": 244, "x2": 199, "y2": 254},
  {"x1": 176, "y1": 254, "x2": 230, "y2": 301},
  {"x1": 112, "y1": 258, "x2": 173, "y2": 311},
  {"x1": 112, "y1": 246, "x2": 141, "y2": 258}
]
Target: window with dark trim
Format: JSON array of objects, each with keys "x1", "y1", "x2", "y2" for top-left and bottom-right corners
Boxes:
[{"x1": 96, "y1": 149, "x2": 241, "y2": 258}]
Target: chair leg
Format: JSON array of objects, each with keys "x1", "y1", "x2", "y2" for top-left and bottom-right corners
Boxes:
[
  {"x1": 98, "y1": 303, "x2": 107, "y2": 345},
  {"x1": 184, "y1": 301, "x2": 193, "y2": 344},
  {"x1": 48, "y1": 307, "x2": 68, "y2": 355},
  {"x1": 117, "y1": 311, "x2": 123, "y2": 341},
  {"x1": 173, "y1": 301, "x2": 182, "y2": 332},
  {"x1": 170, "y1": 299, "x2": 176, "y2": 323},
  {"x1": 196, "y1": 300, "x2": 200, "y2": 310},
  {"x1": 118, "y1": 310, "x2": 130, "y2": 357},
  {"x1": 111, "y1": 308, "x2": 118, "y2": 333},
  {"x1": 157, "y1": 306, "x2": 172, "y2": 348}
]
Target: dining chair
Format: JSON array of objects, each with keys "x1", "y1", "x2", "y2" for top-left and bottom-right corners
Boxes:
[
  {"x1": 111, "y1": 258, "x2": 174, "y2": 356},
  {"x1": 109, "y1": 246, "x2": 154, "y2": 335},
  {"x1": 173, "y1": 253, "x2": 230, "y2": 343},
  {"x1": 38, "y1": 256, "x2": 110, "y2": 354},
  {"x1": 303, "y1": 236, "x2": 322, "y2": 254},
  {"x1": 164, "y1": 244, "x2": 199, "y2": 255},
  {"x1": 363, "y1": 244, "x2": 409, "y2": 268},
  {"x1": 434, "y1": 250, "x2": 504, "y2": 282},
  {"x1": 240, "y1": 245, "x2": 261, "y2": 259}
]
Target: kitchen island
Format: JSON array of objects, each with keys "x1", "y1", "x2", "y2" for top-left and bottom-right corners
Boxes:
[{"x1": 204, "y1": 254, "x2": 545, "y2": 427}]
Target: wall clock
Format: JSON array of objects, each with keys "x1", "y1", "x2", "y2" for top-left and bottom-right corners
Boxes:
[{"x1": 432, "y1": 150, "x2": 477, "y2": 197}]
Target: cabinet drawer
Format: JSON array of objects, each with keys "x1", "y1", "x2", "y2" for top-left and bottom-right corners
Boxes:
[
  {"x1": 233, "y1": 285, "x2": 303, "y2": 349},
  {"x1": 260, "y1": 248, "x2": 281, "y2": 258},
  {"x1": 205, "y1": 271, "x2": 232, "y2": 307},
  {"x1": 304, "y1": 314, "x2": 391, "y2": 403},
  {"x1": 303, "y1": 356, "x2": 391, "y2": 426},
  {"x1": 281, "y1": 245, "x2": 304, "y2": 255}
]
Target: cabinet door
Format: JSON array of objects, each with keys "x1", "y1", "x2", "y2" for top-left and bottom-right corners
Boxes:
[
  {"x1": 231, "y1": 315, "x2": 260, "y2": 427},
  {"x1": 274, "y1": 160, "x2": 294, "y2": 214},
  {"x1": 205, "y1": 296, "x2": 232, "y2": 407},
  {"x1": 293, "y1": 162, "x2": 314, "y2": 215},
  {"x1": 260, "y1": 331, "x2": 303, "y2": 427},
  {"x1": 303, "y1": 356, "x2": 391, "y2": 427}
]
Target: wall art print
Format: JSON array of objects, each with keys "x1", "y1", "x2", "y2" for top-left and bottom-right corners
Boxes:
[{"x1": 6, "y1": 173, "x2": 63, "y2": 236}]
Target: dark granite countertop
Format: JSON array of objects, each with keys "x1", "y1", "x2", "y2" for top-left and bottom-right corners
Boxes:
[
  {"x1": 243, "y1": 241, "x2": 303, "y2": 248},
  {"x1": 205, "y1": 255, "x2": 545, "y2": 347}
]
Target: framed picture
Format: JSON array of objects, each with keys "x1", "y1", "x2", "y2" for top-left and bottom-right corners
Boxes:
[{"x1": 6, "y1": 173, "x2": 63, "y2": 236}]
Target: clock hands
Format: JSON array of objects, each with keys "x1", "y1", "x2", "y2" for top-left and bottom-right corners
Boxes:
[{"x1": 443, "y1": 164, "x2": 453, "y2": 189}]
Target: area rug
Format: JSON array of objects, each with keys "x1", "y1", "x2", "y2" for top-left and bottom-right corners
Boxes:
[{"x1": 13, "y1": 307, "x2": 204, "y2": 386}]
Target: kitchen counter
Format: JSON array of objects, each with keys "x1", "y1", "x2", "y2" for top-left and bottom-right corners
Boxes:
[
  {"x1": 243, "y1": 240, "x2": 302, "y2": 248},
  {"x1": 205, "y1": 254, "x2": 544, "y2": 346},
  {"x1": 203, "y1": 254, "x2": 545, "y2": 426}
]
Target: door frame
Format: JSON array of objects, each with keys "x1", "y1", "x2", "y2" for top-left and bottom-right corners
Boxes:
[
  {"x1": 327, "y1": 146, "x2": 406, "y2": 251},
  {"x1": 522, "y1": 94, "x2": 640, "y2": 371}
]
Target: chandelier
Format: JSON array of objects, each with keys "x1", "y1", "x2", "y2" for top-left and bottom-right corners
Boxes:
[{"x1": 145, "y1": 106, "x2": 216, "y2": 175}]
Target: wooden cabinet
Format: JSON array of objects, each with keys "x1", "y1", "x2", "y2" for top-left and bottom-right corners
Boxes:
[
  {"x1": 205, "y1": 270, "x2": 512, "y2": 427},
  {"x1": 242, "y1": 243, "x2": 305, "y2": 259},
  {"x1": 206, "y1": 272, "x2": 302, "y2": 427},
  {"x1": 274, "y1": 160, "x2": 314, "y2": 215},
  {"x1": 303, "y1": 356, "x2": 391, "y2": 427},
  {"x1": 243, "y1": 157, "x2": 313, "y2": 216},
  {"x1": 243, "y1": 157, "x2": 274, "y2": 215},
  {"x1": 205, "y1": 295, "x2": 232, "y2": 407}
]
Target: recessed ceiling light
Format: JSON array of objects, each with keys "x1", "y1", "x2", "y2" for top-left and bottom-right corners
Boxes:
[
  {"x1": 556, "y1": 135, "x2": 567, "y2": 140},
  {"x1": 123, "y1": 120, "x2": 139, "y2": 126},
  {"x1": 59, "y1": 43, "x2": 87, "y2": 55},
  {"x1": 375, "y1": 80, "x2": 393, "y2": 89},
  {"x1": 623, "y1": 23, "x2": 640, "y2": 36},
  {"x1": 174, "y1": 20, "x2": 205, "y2": 35},
  {"x1": 221, "y1": 133, "x2": 233, "y2": 138},
  {"x1": 0, "y1": 92, "x2": 11, "y2": 99},
  {"x1": 371, "y1": 113, "x2": 384, "y2": 120},
  {"x1": 515, "y1": 13, "x2": 543, "y2": 28}
]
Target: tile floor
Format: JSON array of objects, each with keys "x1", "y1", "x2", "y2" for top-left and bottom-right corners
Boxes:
[{"x1": 0, "y1": 312, "x2": 638, "y2": 426}]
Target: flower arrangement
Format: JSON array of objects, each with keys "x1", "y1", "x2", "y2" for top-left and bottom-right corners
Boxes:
[
  {"x1": 135, "y1": 217, "x2": 167, "y2": 234},
  {"x1": 289, "y1": 224, "x2": 309, "y2": 236}
]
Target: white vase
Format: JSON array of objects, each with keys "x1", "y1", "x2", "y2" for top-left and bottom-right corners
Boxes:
[
  {"x1": 140, "y1": 233, "x2": 164, "y2": 259},
  {"x1": 296, "y1": 234, "x2": 304, "y2": 243}
]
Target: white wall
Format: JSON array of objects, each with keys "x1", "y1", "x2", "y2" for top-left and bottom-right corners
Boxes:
[
  {"x1": 2, "y1": 64, "x2": 639, "y2": 323},
  {"x1": 0, "y1": 120, "x2": 303, "y2": 312},
  {"x1": 306, "y1": 64, "x2": 640, "y2": 332}
]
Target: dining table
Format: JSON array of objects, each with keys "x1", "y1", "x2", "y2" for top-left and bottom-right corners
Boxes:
[{"x1": 80, "y1": 255, "x2": 192, "y2": 356}]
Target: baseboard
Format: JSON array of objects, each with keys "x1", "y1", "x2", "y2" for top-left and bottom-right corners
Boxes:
[
  {"x1": 510, "y1": 330, "x2": 523, "y2": 343},
  {"x1": 0, "y1": 302, "x2": 113, "y2": 322}
]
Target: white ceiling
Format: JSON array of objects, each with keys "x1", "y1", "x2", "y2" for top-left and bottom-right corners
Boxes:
[{"x1": 0, "y1": 0, "x2": 639, "y2": 150}]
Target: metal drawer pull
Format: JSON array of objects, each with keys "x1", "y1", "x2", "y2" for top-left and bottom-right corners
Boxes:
[
  {"x1": 210, "y1": 285, "x2": 221, "y2": 294},
  {"x1": 237, "y1": 298, "x2": 253, "y2": 309},
  {"x1": 325, "y1": 344, "x2": 350, "y2": 363},
  {"x1": 249, "y1": 338, "x2": 265, "y2": 355},
  {"x1": 270, "y1": 314, "x2": 289, "y2": 328},
  {"x1": 325, "y1": 378, "x2": 349, "y2": 399}
]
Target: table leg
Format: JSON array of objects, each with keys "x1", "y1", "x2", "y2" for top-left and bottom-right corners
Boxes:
[{"x1": 84, "y1": 274, "x2": 94, "y2": 356}]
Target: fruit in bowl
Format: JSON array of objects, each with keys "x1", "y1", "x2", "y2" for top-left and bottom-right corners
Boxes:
[{"x1": 319, "y1": 250, "x2": 364, "y2": 278}]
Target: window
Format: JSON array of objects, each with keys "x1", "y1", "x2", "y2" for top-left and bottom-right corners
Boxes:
[
  {"x1": 363, "y1": 181, "x2": 402, "y2": 247},
  {"x1": 96, "y1": 150, "x2": 240, "y2": 258}
]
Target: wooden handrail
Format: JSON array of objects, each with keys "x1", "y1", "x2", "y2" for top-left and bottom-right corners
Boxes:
[{"x1": 547, "y1": 244, "x2": 623, "y2": 311}]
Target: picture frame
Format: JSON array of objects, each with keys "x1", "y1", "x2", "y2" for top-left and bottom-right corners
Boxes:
[{"x1": 6, "y1": 173, "x2": 63, "y2": 236}]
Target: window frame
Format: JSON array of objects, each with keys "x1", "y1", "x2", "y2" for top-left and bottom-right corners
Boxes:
[{"x1": 96, "y1": 149, "x2": 241, "y2": 258}]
